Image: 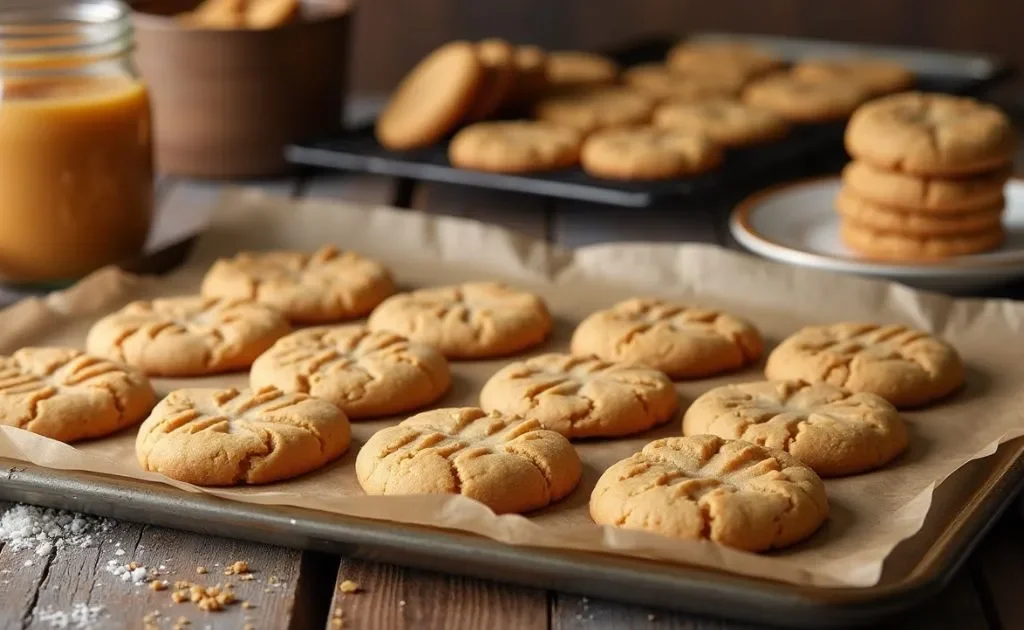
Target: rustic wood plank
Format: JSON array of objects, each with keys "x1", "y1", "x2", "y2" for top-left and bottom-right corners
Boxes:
[
  {"x1": 970, "y1": 517, "x2": 1024, "y2": 630},
  {"x1": 882, "y1": 568, "x2": 992, "y2": 630},
  {"x1": 411, "y1": 184, "x2": 551, "y2": 242},
  {"x1": 326, "y1": 558, "x2": 548, "y2": 630},
  {"x1": 551, "y1": 593, "x2": 765, "y2": 629}
]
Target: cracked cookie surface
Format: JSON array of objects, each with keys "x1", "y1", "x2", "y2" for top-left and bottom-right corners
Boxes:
[
  {"x1": 570, "y1": 298, "x2": 763, "y2": 379},
  {"x1": 448, "y1": 121, "x2": 582, "y2": 174},
  {"x1": 683, "y1": 380, "x2": 908, "y2": 476},
  {"x1": 201, "y1": 246, "x2": 395, "y2": 324},
  {"x1": 355, "y1": 407, "x2": 581, "y2": 514},
  {"x1": 765, "y1": 323, "x2": 964, "y2": 408},
  {"x1": 136, "y1": 386, "x2": 351, "y2": 486},
  {"x1": 250, "y1": 325, "x2": 451, "y2": 419},
  {"x1": 367, "y1": 282, "x2": 551, "y2": 359},
  {"x1": 589, "y1": 435, "x2": 828, "y2": 551},
  {"x1": 0, "y1": 347, "x2": 155, "y2": 443},
  {"x1": 580, "y1": 126, "x2": 723, "y2": 181},
  {"x1": 480, "y1": 353, "x2": 678, "y2": 439},
  {"x1": 86, "y1": 296, "x2": 290, "y2": 377},
  {"x1": 533, "y1": 87, "x2": 655, "y2": 134}
]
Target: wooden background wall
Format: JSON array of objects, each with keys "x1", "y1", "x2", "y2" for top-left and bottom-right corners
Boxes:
[{"x1": 347, "y1": 0, "x2": 1024, "y2": 105}]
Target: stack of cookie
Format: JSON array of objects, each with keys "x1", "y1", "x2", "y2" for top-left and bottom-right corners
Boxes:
[{"x1": 839, "y1": 92, "x2": 1017, "y2": 261}]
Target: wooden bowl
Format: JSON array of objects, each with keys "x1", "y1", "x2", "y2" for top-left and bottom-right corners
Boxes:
[{"x1": 132, "y1": 1, "x2": 352, "y2": 178}]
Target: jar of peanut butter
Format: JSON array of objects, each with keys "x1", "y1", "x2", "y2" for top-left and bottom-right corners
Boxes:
[{"x1": 0, "y1": 1, "x2": 153, "y2": 287}]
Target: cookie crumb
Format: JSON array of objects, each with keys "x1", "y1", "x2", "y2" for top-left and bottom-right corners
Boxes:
[
  {"x1": 216, "y1": 592, "x2": 235, "y2": 606},
  {"x1": 196, "y1": 566, "x2": 208, "y2": 575},
  {"x1": 399, "y1": 600, "x2": 406, "y2": 607},
  {"x1": 330, "y1": 619, "x2": 344, "y2": 628},
  {"x1": 243, "y1": 625, "x2": 255, "y2": 630},
  {"x1": 240, "y1": 573, "x2": 255, "y2": 581},
  {"x1": 242, "y1": 601, "x2": 255, "y2": 609},
  {"x1": 648, "y1": 613, "x2": 657, "y2": 621},
  {"x1": 171, "y1": 590, "x2": 189, "y2": 603},
  {"x1": 338, "y1": 579, "x2": 360, "y2": 594},
  {"x1": 150, "y1": 579, "x2": 168, "y2": 592},
  {"x1": 197, "y1": 597, "x2": 222, "y2": 612},
  {"x1": 228, "y1": 560, "x2": 249, "y2": 574}
]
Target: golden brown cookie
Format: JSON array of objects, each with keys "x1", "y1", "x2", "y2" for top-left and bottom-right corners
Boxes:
[
  {"x1": 479, "y1": 353, "x2": 679, "y2": 439},
  {"x1": 683, "y1": 380, "x2": 908, "y2": 477},
  {"x1": 0, "y1": 348, "x2": 155, "y2": 443},
  {"x1": 367, "y1": 282, "x2": 552, "y2": 359},
  {"x1": 86, "y1": 296, "x2": 290, "y2": 377},
  {"x1": 622, "y1": 64, "x2": 744, "y2": 103},
  {"x1": 579, "y1": 126, "x2": 723, "y2": 180},
  {"x1": 200, "y1": 246, "x2": 395, "y2": 324},
  {"x1": 448, "y1": 121, "x2": 582, "y2": 173},
  {"x1": 666, "y1": 41, "x2": 785, "y2": 82},
  {"x1": 570, "y1": 298, "x2": 763, "y2": 380},
  {"x1": 250, "y1": 325, "x2": 451, "y2": 419},
  {"x1": 355, "y1": 407, "x2": 582, "y2": 514},
  {"x1": 765, "y1": 323, "x2": 964, "y2": 408},
  {"x1": 465, "y1": 39, "x2": 517, "y2": 121},
  {"x1": 136, "y1": 386, "x2": 351, "y2": 486},
  {"x1": 841, "y1": 220, "x2": 1005, "y2": 261},
  {"x1": 842, "y1": 160, "x2": 1010, "y2": 213},
  {"x1": 504, "y1": 45, "x2": 549, "y2": 110},
  {"x1": 590, "y1": 435, "x2": 829, "y2": 551},
  {"x1": 743, "y1": 74, "x2": 869, "y2": 122},
  {"x1": 844, "y1": 92, "x2": 1017, "y2": 176},
  {"x1": 533, "y1": 87, "x2": 655, "y2": 134},
  {"x1": 835, "y1": 188, "x2": 1004, "y2": 237},
  {"x1": 544, "y1": 51, "x2": 619, "y2": 89},
  {"x1": 653, "y1": 99, "x2": 790, "y2": 147},
  {"x1": 791, "y1": 58, "x2": 914, "y2": 96},
  {"x1": 375, "y1": 41, "x2": 483, "y2": 150}
]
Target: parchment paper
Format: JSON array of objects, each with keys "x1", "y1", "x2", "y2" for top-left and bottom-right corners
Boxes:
[{"x1": 1, "y1": 189, "x2": 1023, "y2": 589}]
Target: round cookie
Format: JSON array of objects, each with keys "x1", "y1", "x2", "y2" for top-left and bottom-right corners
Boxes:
[
  {"x1": 743, "y1": 74, "x2": 869, "y2": 122},
  {"x1": 841, "y1": 221, "x2": 1005, "y2": 261},
  {"x1": 200, "y1": 246, "x2": 395, "y2": 325},
  {"x1": 570, "y1": 298, "x2": 763, "y2": 379},
  {"x1": 0, "y1": 347, "x2": 155, "y2": 443},
  {"x1": 504, "y1": 45, "x2": 549, "y2": 110},
  {"x1": 791, "y1": 58, "x2": 914, "y2": 95},
  {"x1": 590, "y1": 435, "x2": 828, "y2": 551},
  {"x1": 544, "y1": 51, "x2": 619, "y2": 89},
  {"x1": 479, "y1": 353, "x2": 679, "y2": 439},
  {"x1": 683, "y1": 380, "x2": 908, "y2": 477},
  {"x1": 448, "y1": 121, "x2": 582, "y2": 173},
  {"x1": 666, "y1": 41, "x2": 785, "y2": 81},
  {"x1": 355, "y1": 407, "x2": 582, "y2": 514},
  {"x1": 835, "y1": 188, "x2": 1004, "y2": 237},
  {"x1": 367, "y1": 282, "x2": 552, "y2": 359},
  {"x1": 465, "y1": 38, "x2": 517, "y2": 121},
  {"x1": 580, "y1": 126, "x2": 722, "y2": 180},
  {"x1": 765, "y1": 323, "x2": 964, "y2": 408},
  {"x1": 533, "y1": 87, "x2": 655, "y2": 134},
  {"x1": 250, "y1": 325, "x2": 451, "y2": 419},
  {"x1": 842, "y1": 160, "x2": 1010, "y2": 213},
  {"x1": 375, "y1": 41, "x2": 484, "y2": 151},
  {"x1": 622, "y1": 64, "x2": 744, "y2": 103},
  {"x1": 136, "y1": 386, "x2": 351, "y2": 486},
  {"x1": 86, "y1": 296, "x2": 290, "y2": 377},
  {"x1": 654, "y1": 99, "x2": 789, "y2": 147},
  {"x1": 844, "y1": 92, "x2": 1017, "y2": 176}
]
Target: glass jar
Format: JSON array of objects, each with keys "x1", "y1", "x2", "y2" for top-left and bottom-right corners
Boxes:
[{"x1": 0, "y1": 1, "x2": 153, "y2": 287}]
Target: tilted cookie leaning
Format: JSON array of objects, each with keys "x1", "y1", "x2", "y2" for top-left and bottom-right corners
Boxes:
[{"x1": 356, "y1": 407, "x2": 581, "y2": 514}]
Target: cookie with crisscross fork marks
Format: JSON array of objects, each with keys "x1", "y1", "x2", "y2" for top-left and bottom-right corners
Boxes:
[
  {"x1": 571, "y1": 298, "x2": 763, "y2": 379},
  {"x1": 355, "y1": 407, "x2": 581, "y2": 514},
  {"x1": 684, "y1": 380, "x2": 908, "y2": 477},
  {"x1": 86, "y1": 296, "x2": 290, "y2": 377},
  {"x1": 250, "y1": 325, "x2": 450, "y2": 418},
  {"x1": 0, "y1": 347, "x2": 154, "y2": 443},
  {"x1": 480, "y1": 353, "x2": 678, "y2": 439},
  {"x1": 201, "y1": 246, "x2": 395, "y2": 324},
  {"x1": 367, "y1": 282, "x2": 552, "y2": 359},
  {"x1": 590, "y1": 435, "x2": 828, "y2": 551},
  {"x1": 765, "y1": 323, "x2": 964, "y2": 408},
  {"x1": 136, "y1": 386, "x2": 351, "y2": 486}
]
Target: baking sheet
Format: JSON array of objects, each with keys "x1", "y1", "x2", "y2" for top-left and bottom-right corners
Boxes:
[{"x1": 1, "y1": 190, "x2": 1024, "y2": 594}]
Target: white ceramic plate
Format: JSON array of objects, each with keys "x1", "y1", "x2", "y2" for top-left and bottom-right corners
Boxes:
[{"x1": 730, "y1": 177, "x2": 1024, "y2": 292}]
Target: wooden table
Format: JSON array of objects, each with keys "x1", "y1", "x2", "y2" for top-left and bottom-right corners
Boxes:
[{"x1": 2, "y1": 138, "x2": 1024, "y2": 629}]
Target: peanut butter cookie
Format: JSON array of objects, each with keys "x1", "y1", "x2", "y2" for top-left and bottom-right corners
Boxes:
[
  {"x1": 590, "y1": 435, "x2": 829, "y2": 551},
  {"x1": 533, "y1": 87, "x2": 655, "y2": 134},
  {"x1": 743, "y1": 74, "x2": 869, "y2": 122},
  {"x1": 448, "y1": 121, "x2": 582, "y2": 173},
  {"x1": 86, "y1": 296, "x2": 290, "y2": 377},
  {"x1": 0, "y1": 348, "x2": 155, "y2": 443},
  {"x1": 791, "y1": 58, "x2": 914, "y2": 96},
  {"x1": 580, "y1": 127, "x2": 723, "y2": 180},
  {"x1": 503, "y1": 44, "x2": 549, "y2": 110},
  {"x1": 201, "y1": 246, "x2": 395, "y2": 324},
  {"x1": 666, "y1": 41, "x2": 784, "y2": 82},
  {"x1": 250, "y1": 325, "x2": 451, "y2": 419},
  {"x1": 683, "y1": 380, "x2": 908, "y2": 476},
  {"x1": 844, "y1": 92, "x2": 1017, "y2": 176},
  {"x1": 465, "y1": 39, "x2": 517, "y2": 121},
  {"x1": 835, "y1": 188, "x2": 1004, "y2": 237},
  {"x1": 479, "y1": 353, "x2": 679, "y2": 439},
  {"x1": 544, "y1": 51, "x2": 619, "y2": 89},
  {"x1": 368, "y1": 282, "x2": 551, "y2": 359},
  {"x1": 571, "y1": 298, "x2": 763, "y2": 379},
  {"x1": 654, "y1": 99, "x2": 789, "y2": 147},
  {"x1": 765, "y1": 323, "x2": 964, "y2": 407},
  {"x1": 136, "y1": 386, "x2": 351, "y2": 486},
  {"x1": 842, "y1": 160, "x2": 1010, "y2": 213},
  {"x1": 356, "y1": 407, "x2": 581, "y2": 514},
  {"x1": 841, "y1": 221, "x2": 1005, "y2": 261},
  {"x1": 622, "y1": 64, "x2": 745, "y2": 103}
]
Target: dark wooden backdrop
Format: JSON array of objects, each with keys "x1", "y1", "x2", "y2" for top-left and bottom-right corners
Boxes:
[{"x1": 348, "y1": 0, "x2": 1024, "y2": 104}]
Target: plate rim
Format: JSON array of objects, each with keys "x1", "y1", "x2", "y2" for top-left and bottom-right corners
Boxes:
[{"x1": 730, "y1": 176, "x2": 1024, "y2": 279}]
